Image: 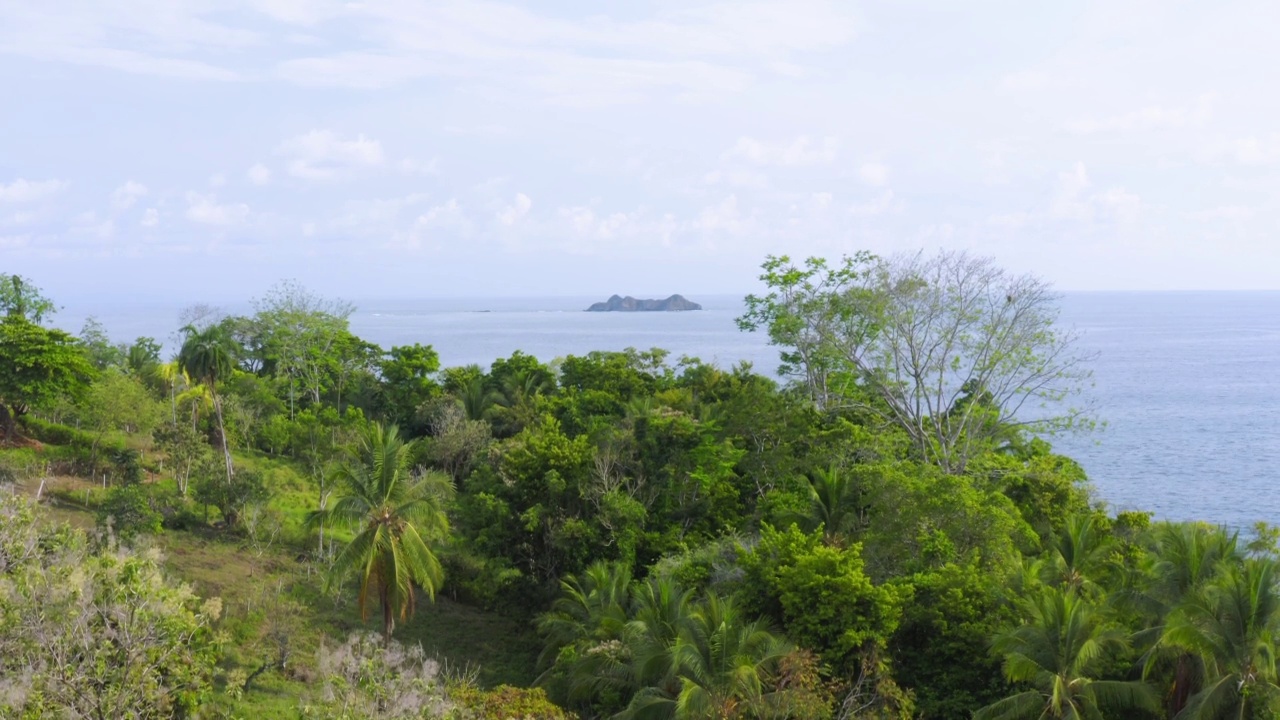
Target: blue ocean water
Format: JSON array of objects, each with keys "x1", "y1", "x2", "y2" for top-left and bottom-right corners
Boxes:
[{"x1": 55, "y1": 292, "x2": 1280, "y2": 529}]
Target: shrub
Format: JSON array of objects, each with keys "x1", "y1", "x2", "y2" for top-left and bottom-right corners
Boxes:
[
  {"x1": 96, "y1": 485, "x2": 164, "y2": 541},
  {"x1": 449, "y1": 685, "x2": 577, "y2": 720}
]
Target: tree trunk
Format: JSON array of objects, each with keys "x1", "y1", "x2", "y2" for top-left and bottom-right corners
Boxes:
[
  {"x1": 0, "y1": 404, "x2": 14, "y2": 443},
  {"x1": 382, "y1": 589, "x2": 394, "y2": 645},
  {"x1": 211, "y1": 384, "x2": 233, "y2": 485}
]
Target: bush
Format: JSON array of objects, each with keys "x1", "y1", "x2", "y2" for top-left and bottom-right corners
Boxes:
[
  {"x1": 97, "y1": 485, "x2": 164, "y2": 541},
  {"x1": 450, "y1": 685, "x2": 577, "y2": 720}
]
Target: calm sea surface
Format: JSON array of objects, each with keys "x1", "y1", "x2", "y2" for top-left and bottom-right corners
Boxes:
[{"x1": 57, "y1": 292, "x2": 1280, "y2": 529}]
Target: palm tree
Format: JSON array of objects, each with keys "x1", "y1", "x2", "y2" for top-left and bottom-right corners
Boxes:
[
  {"x1": 176, "y1": 324, "x2": 236, "y2": 485},
  {"x1": 1160, "y1": 557, "x2": 1280, "y2": 719},
  {"x1": 622, "y1": 592, "x2": 792, "y2": 720},
  {"x1": 780, "y1": 464, "x2": 864, "y2": 543},
  {"x1": 538, "y1": 561, "x2": 635, "y2": 706},
  {"x1": 1043, "y1": 514, "x2": 1116, "y2": 594},
  {"x1": 311, "y1": 423, "x2": 455, "y2": 643},
  {"x1": 152, "y1": 360, "x2": 188, "y2": 427},
  {"x1": 974, "y1": 586, "x2": 1158, "y2": 720},
  {"x1": 459, "y1": 374, "x2": 501, "y2": 422},
  {"x1": 1140, "y1": 523, "x2": 1241, "y2": 716}
]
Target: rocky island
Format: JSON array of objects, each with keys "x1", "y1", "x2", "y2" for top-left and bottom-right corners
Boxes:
[{"x1": 585, "y1": 294, "x2": 703, "y2": 312}]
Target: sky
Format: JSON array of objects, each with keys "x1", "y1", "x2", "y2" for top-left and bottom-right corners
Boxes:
[{"x1": 2, "y1": 0, "x2": 1278, "y2": 302}]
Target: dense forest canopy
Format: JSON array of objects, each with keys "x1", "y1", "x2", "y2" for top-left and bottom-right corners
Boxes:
[{"x1": 2, "y1": 255, "x2": 1279, "y2": 720}]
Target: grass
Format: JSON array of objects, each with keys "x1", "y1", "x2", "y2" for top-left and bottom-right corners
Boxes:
[{"x1": 1, "y1": 443, "x2": 543, "y2": 717}]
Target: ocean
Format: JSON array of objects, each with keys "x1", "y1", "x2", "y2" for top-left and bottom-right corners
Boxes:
[{"x1": 54, "y1": 292, "x2": 1280, "y2": 530}]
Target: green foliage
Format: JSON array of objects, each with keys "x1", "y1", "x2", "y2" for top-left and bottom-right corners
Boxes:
[
  {"x1": 739, "y1": 252, "x2": 1096, "y2": 473},
  {"x1": 193, "y1": 462, "x2": 272, "y2": 527},
  {"x1": 739, "y1": 524, "x2": 905, "y2": 672},
  {"x1": 313, "y1": 423, "x2": 455, "y2": 641},
  {"x1": 977, "y1": 585, "x2": 1158, "y2": 720},
  {"x1": 97, "y1": 484, "x2": 165, "y2": 540},
  {"x1": 0, "y1": 314, "x2": 95, "y2": 440},
  {"x1": 381, "y1": 343, "x2": 442, "y2": 432},
  {"x1": 451, "y1": 684, "x2": 578, "y2": 719},
  {"x1": 0, "y1": 495, "x2": 220, "y2": 718},
  {"x1": 0, "y1": 273, "x2": 57, "y2": 323}
]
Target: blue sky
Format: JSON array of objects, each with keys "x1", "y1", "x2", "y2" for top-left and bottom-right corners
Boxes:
[{"x1": 2, "y1": 0, "x2": 1277, "y2": 302}]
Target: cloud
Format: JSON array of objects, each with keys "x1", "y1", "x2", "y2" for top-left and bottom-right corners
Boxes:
[
  {"x1": 247, "y1": 163, "x2": 272, "y2": 186},
  {"x1": 693, "y1": 194, "x2": 757, "y2": 237},
  {"x1": 497, "y1": 193, "x2": 532, "y2": 225},
  {"x1": 1049, "y1": 162, "x2": 1142, "y2": 223},
  {"x1": 723, "y1": 135, "x2": 838, "y2": 166},
  {"x1": 1051, "y1": 162, "x2": 1093, "y2": 220},
  {"x1": 858, "y1": 162, "x2": 889, "y2": 187},
  {"x1": 0, "y1": 178, "x2": 66, "y2": 203},
  {"x1": 186, "y1": 192, "x2": 249, "y2": 225},
  {"x1": 702, "y1": 168, "x2": 768, "y2": 188},
  {"x1": 110, "y1": 181, "x2": 148, "y2": 210},
  {"x1": 141, "y1": 208, "x2": 160, "y2": 227},
  {"x1": 1065, "y1": 96, "x2": 1213, "y2": 134},
  {"x1": 559, "y1": 206, "x2": 635, "y2": 240},
  {"x1": 849, "y1": 190, "x2": 903, "y2": 216},
  {"x1": 275, "y1": 130, "x2": 385, "y2": 180},
  {"x1": 1227, "y1": 134, "x2": 1280, "y2": 165}
]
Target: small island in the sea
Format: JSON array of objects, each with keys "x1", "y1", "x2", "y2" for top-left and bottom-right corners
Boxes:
[{"x1": 585, "y1": 294, "x2": 703, "y2": 312}]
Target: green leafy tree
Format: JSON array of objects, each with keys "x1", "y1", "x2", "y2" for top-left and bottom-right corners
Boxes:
[
  {"x1": 250, "y1": 279, "x2": 356, "y2": 416},
  {"x1": 975, "y1": 587, "x2": 1157, "y2": 720},
  {"x1": 79, "y1": 367, "x2": 162, "y2": 468},
  {"x1": 312, "y1": 423, "x2": 455, "y2": 643},
  {"x1": 739, "y1": 252, "x2": 1096, "y2": 473},
  {"x1": 0, "y1": 313, "x2": 94, "y2": 442},
  {"x1": 738, "y1": 524, "x2": 905, "y2": 672},
  {"x1": 79, "y1": 316, "x2": 126, "y2": 369},
  {"x1": 380, "y1": 343, "x2": 443, "y2": 431},
  {"x1": 177, "y1": 322, "x2": 238, "y2": 484},
  {"x1": 0, "y1": 273, "x2": 56, "y2": 322}
]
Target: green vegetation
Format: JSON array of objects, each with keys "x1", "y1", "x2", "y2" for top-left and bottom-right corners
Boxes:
[{"x1": 1, "y1": 255, "x2": 1276, "y2": 719}]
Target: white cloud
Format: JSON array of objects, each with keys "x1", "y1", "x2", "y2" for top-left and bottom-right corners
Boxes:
[
  {"x1": 694, "y1": 194, "x2": 756, "y2": 236},
  {"x1": 185, "y1": 192, "x2": 249, "y2": 225},
  {"x1": 1051, "y1": 162, "x2": 1093, "y2": 220},
  {"x1": 1097, "y1": 188, "x2": 1142, "y2": 223},
  {"x1": 275, "y1": 130, "x2": 385, "y2": 180},
  {"x1": 849, "y1": 190, "x2": 903, "y2": 216},
  {"x1": 497, "y1": 193, "x2": 532, "y2": 225},
  {"x1": 702, "y1": 168, "x2": 768, "y2": 188},
  {"x1": 1049, "y1": 163, "x2": 1142, "y2": 223},
  {"x1": 1065, "y1": 96, "x2": 1213, "y2": 134},
  {"x1": 141, "y1": 208, "x2": 160, "y2": 227},
  {"x1": 723, "y1": 135, "x2": 838, "y2": 166},
  {"x1": 0, "y1": 178, "x2": 66, "y2": 203},
  {"x1": 247, "y1": 163, "x2": 272, "y2": 186},
  {"x1": 1188, "y1": 205, "x2": 1254, "y2": 222},
  {"x1": 858, "y1": 162, "x2": 889, "y2": 187},
  {"x1": 559, "y1": 206, "x2": 635, "y2": 240},
  {"x1": 110, "y1": 180, "x2": 148, "y2": 210},
  {"x1": 416, "y1": 198, "x2": 463, "y2": 225},
  {"x1": 1228, "y1": 134, "x2": 1280, "y2": 165}
]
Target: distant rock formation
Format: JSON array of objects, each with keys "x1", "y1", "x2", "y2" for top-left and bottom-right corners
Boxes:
[{"x1": 586, "y1": 294, "x2": 703, "y2": 312}]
